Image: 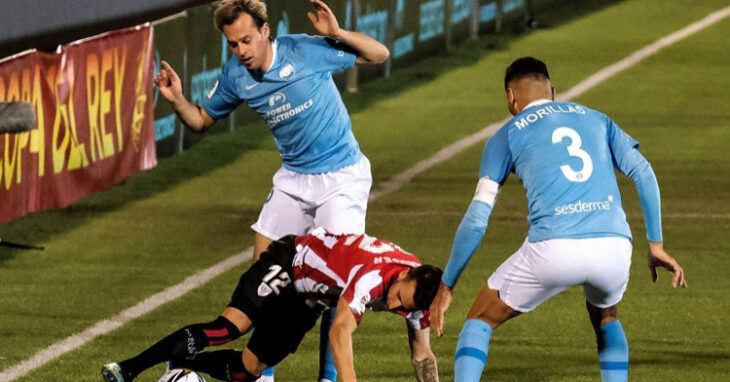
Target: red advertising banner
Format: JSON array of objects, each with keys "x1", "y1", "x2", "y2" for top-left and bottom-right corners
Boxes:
[{"x1": 0, "y1": 25, "x2": 157, "y2": 224}]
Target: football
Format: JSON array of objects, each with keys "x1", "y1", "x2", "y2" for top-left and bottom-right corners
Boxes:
[{"x1": 158, "y1": 368, "x2": 207, "y2": 382}]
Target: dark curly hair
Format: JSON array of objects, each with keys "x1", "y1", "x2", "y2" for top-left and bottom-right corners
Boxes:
[
  {"x1": 504, "y1": 56, "x2": 550, "y2": 89},
  {"x1": 407, "y1": 265, "x2": 444, "y2": 310}
]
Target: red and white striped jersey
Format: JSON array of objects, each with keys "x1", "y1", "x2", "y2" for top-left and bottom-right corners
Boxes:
[{"x1": 292, "y1": 228, "x2": 430, "y2": 330}]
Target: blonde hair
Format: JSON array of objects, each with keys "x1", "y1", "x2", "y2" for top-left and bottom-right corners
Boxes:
[{"x1": 214, "y1": 0, "x2": 268, "y2": 31}]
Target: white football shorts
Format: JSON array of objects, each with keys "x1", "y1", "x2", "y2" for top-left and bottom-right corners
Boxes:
[
  {"x1": 488, "y1": 237, "x2": 632, "y2": 312},
  {"x1": 252, "y1": 156, "x2": 372, "y2": 240}
]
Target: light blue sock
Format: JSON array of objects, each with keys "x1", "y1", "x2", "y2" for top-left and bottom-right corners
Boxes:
[
  {"x1": 454, "y1": 319, "x2": 493, "y2": 382},
  {"x1": 318, "y1": 308, "x2": 337, "y2": 382},
  {"x1": 261, "y1": 366, "x2": 274, "y2": 377},
  {"x1": 596, "y1": 320, "x2": 629, "y2": 382}
]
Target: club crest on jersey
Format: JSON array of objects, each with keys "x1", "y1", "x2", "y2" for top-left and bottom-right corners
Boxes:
[
  {"x1": 257, "y1": 282, "x2": 273, "y2": 297},
  {"x1": 269, "y1": 92, "x2": 286, "y2": 107},
  {"x1": 279, "y1": 63, "x2": 295, "y2": 80},
  {"x1": 207, "y1": 81, "x2": 219, "y2": 99}
]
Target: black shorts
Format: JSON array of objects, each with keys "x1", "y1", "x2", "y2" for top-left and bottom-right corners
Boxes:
[{"x1": 228, "y1": 235, "x2": 323, "y2": 366}]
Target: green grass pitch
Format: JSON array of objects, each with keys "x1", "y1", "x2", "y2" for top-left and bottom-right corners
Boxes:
[{"x1": 1, "y1": 0, "x2": 728, "y2": 381}]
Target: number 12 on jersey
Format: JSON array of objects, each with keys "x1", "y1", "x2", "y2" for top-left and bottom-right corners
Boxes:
[{"x1": 262, "y1": 265, "x2": 291, "y2": 295}]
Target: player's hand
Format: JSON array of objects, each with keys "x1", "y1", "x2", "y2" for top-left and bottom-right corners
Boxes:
[
  {"x1": 647, "y1": 242, "x2": 687, "y2": 288},
  {"x1": 154, "y1": 61, "x2": 184, "y2": 104},
  {"x1": 429, "y1": 283, "x2": 453, "y2": 337},
  {"x1": 307, "y1": 0, "x2": 342, "y2": 39}
]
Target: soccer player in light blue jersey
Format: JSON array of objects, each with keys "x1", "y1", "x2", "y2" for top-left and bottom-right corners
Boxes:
[
  {"x1": 428, "y1": 57, "x2": 687, "y2": 382},
  {"x1": 152, "y1": 1, "x2": 390, "y2": 381}
]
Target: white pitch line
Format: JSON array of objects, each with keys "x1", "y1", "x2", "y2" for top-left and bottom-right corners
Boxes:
[
  {"x1": 3, "y1": 5, "x2": 730, "y2": 381},
  {"x1": 0, "y1": 250, "x2": 251, "y2": 382},
  {"x1": 372, "y1": 5, "x2": 730, "y2": 201},
  {"x1": 370, "y1": 211, "x2": 730, "y2": 220}
]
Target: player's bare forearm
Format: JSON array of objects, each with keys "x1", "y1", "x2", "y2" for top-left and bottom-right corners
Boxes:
[
  {"x1": 155, "y1": 60, "x2": 214, "y2": 132},
  {"x1": 307, "y1": 0, "x2": 388, "y2": 64},
  {"x1": 330, "y1": 326, "x2": 356, "y2": 382},
  {"x1": 330, "y1": 298, "x2": 359, "y2": 382},
  {"x1": 170, "y1": 98, "x2": 214, "y2": 133},
  {"x1": 413, "y1": 357, "x2": 439, "y2": 382},
  {"x1": 407, "y1": 325, "x2": 439, "y2": 381},
  {"x1": 333, "y1": 29, "x2": 390, "y2": 64}
]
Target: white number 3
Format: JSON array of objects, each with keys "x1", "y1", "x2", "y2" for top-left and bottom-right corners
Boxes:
[{"x1": 552, "y1": 127, "x2": 593, "y2": 182}]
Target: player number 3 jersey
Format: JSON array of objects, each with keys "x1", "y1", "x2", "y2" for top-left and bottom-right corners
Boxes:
[{"x1": 481, "y1": 100, "x2": 638, "y2": 242}]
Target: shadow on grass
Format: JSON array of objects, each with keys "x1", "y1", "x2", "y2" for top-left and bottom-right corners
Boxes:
[
  {"x1": 631, "y1": 347, "x2": 730, "y2": 366},
  {"x1": 0, "y1": 0, "x2": 622, "y2": 262},
  {"x1": 0, "y1": 123, "x2": 271, "y2": 262}
]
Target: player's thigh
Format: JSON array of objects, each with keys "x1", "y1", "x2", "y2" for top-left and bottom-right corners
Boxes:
[
  {"x1": 488, "y1": 239, "x2": 583, "y2": 312},
  {"x1": 466, "y1": 287, "x2": 521, "y2": 328},
  {"x1": 583, "y1": 237, "x2": 632, "y2": 308},
  {"x1": 227, "y1": 237, "x2": 297, "y2": 324},
  {"x1": 314, "y1": 158, "x2": 372, "y2": 234},
  {"x1": 315, "y1": 191, "x2": 369, "y2": 235},
  {"x1": 246, "y1": 298, "x2": 321, "y2": 367},
  {"x1": 252, "y1": 187, "x2": 314, "y2": 240}
]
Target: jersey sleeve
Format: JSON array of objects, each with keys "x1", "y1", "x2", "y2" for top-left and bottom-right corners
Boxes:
[
  {"x1": 201, "y1": 68, "x2": 241, "y2": 120},
  {"x1": 478, "y1": 126, "x2": 514, "y2": 183},
  {"x1": 398, "y1": 309, "x2": 430, "y2": 330},
  {"x1": 606, "y1": 117, "x2": 662, "y2": 242},
  {"x1": 340, "y1": 267, "x2": 385, "y2": 325},
  {"x1": 619, "y1": 148, "x2": 663, "y2": 242},
  {"x1": 606, "y1": 116, "x2": 640, "y2": 169},
  {"x1": 299, "y1": 35, "x2": 357, "y2": 73}
]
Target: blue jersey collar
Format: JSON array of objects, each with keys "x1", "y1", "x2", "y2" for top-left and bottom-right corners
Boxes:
[
  {"x1": 523, "y1": 99, "x2": 552, "y2": 111},
  {"x1": 264, "y1": 40, "x2": 278, "y2": 73}
]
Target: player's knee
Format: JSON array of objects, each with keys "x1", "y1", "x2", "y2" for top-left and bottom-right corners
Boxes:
[
  {"x1": 242, "y1": 348, "x2": 267, "y2": 377},
  {"x1": 221, "y1": 307, "x2": 253, "y2": 333},
  {"x1": 253, "y1": 233, "x2": 274, "y2": 261},
  {"x1": 465, "y1": 310, "x2": 501, "y2": 330},
  {"x1": 466, "y1": 289, "x2": 518, "y2": 328},
  {"x1": 586, "y1": 301, "x2": 618, "y2": 328}
]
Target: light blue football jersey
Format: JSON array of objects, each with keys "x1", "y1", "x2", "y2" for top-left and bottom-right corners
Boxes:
[
  {"x1": 481, "y1": 100, "x2": 639, "y2": 242},
  {"x1": 202, "y1": 34, "x2": 361, "y2": 174}
]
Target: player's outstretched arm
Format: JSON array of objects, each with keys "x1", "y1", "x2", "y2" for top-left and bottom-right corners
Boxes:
[
  {"x1": 431, "y1": 126, "x2": 510, "y2": 336},
  {"x1": 614, "y1": 147, "x2": 687, "y2": 288},
  {"x1": 329, "y1": 298, "x2": 359, "y2": 382},
  {"x1": 154, "y1": 60, "x2": 215, "y2": 132},
  {"x1": 407, "y1": 325, "x2": 439, "y2": 382},
  {"x1": 430, "y1": 198, "x2": 493, "y2": 336},
  {"x1": 648, "y1": 242, "x2": 687, "y2": 288},
  {"x1": 307, "y1": 0, "x2": 389, "y2": 64}
]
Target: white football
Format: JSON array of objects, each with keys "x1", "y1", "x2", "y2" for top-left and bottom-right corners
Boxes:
[{"x1": 158, "y1": 368, "x2": 207, "y2": 382}]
